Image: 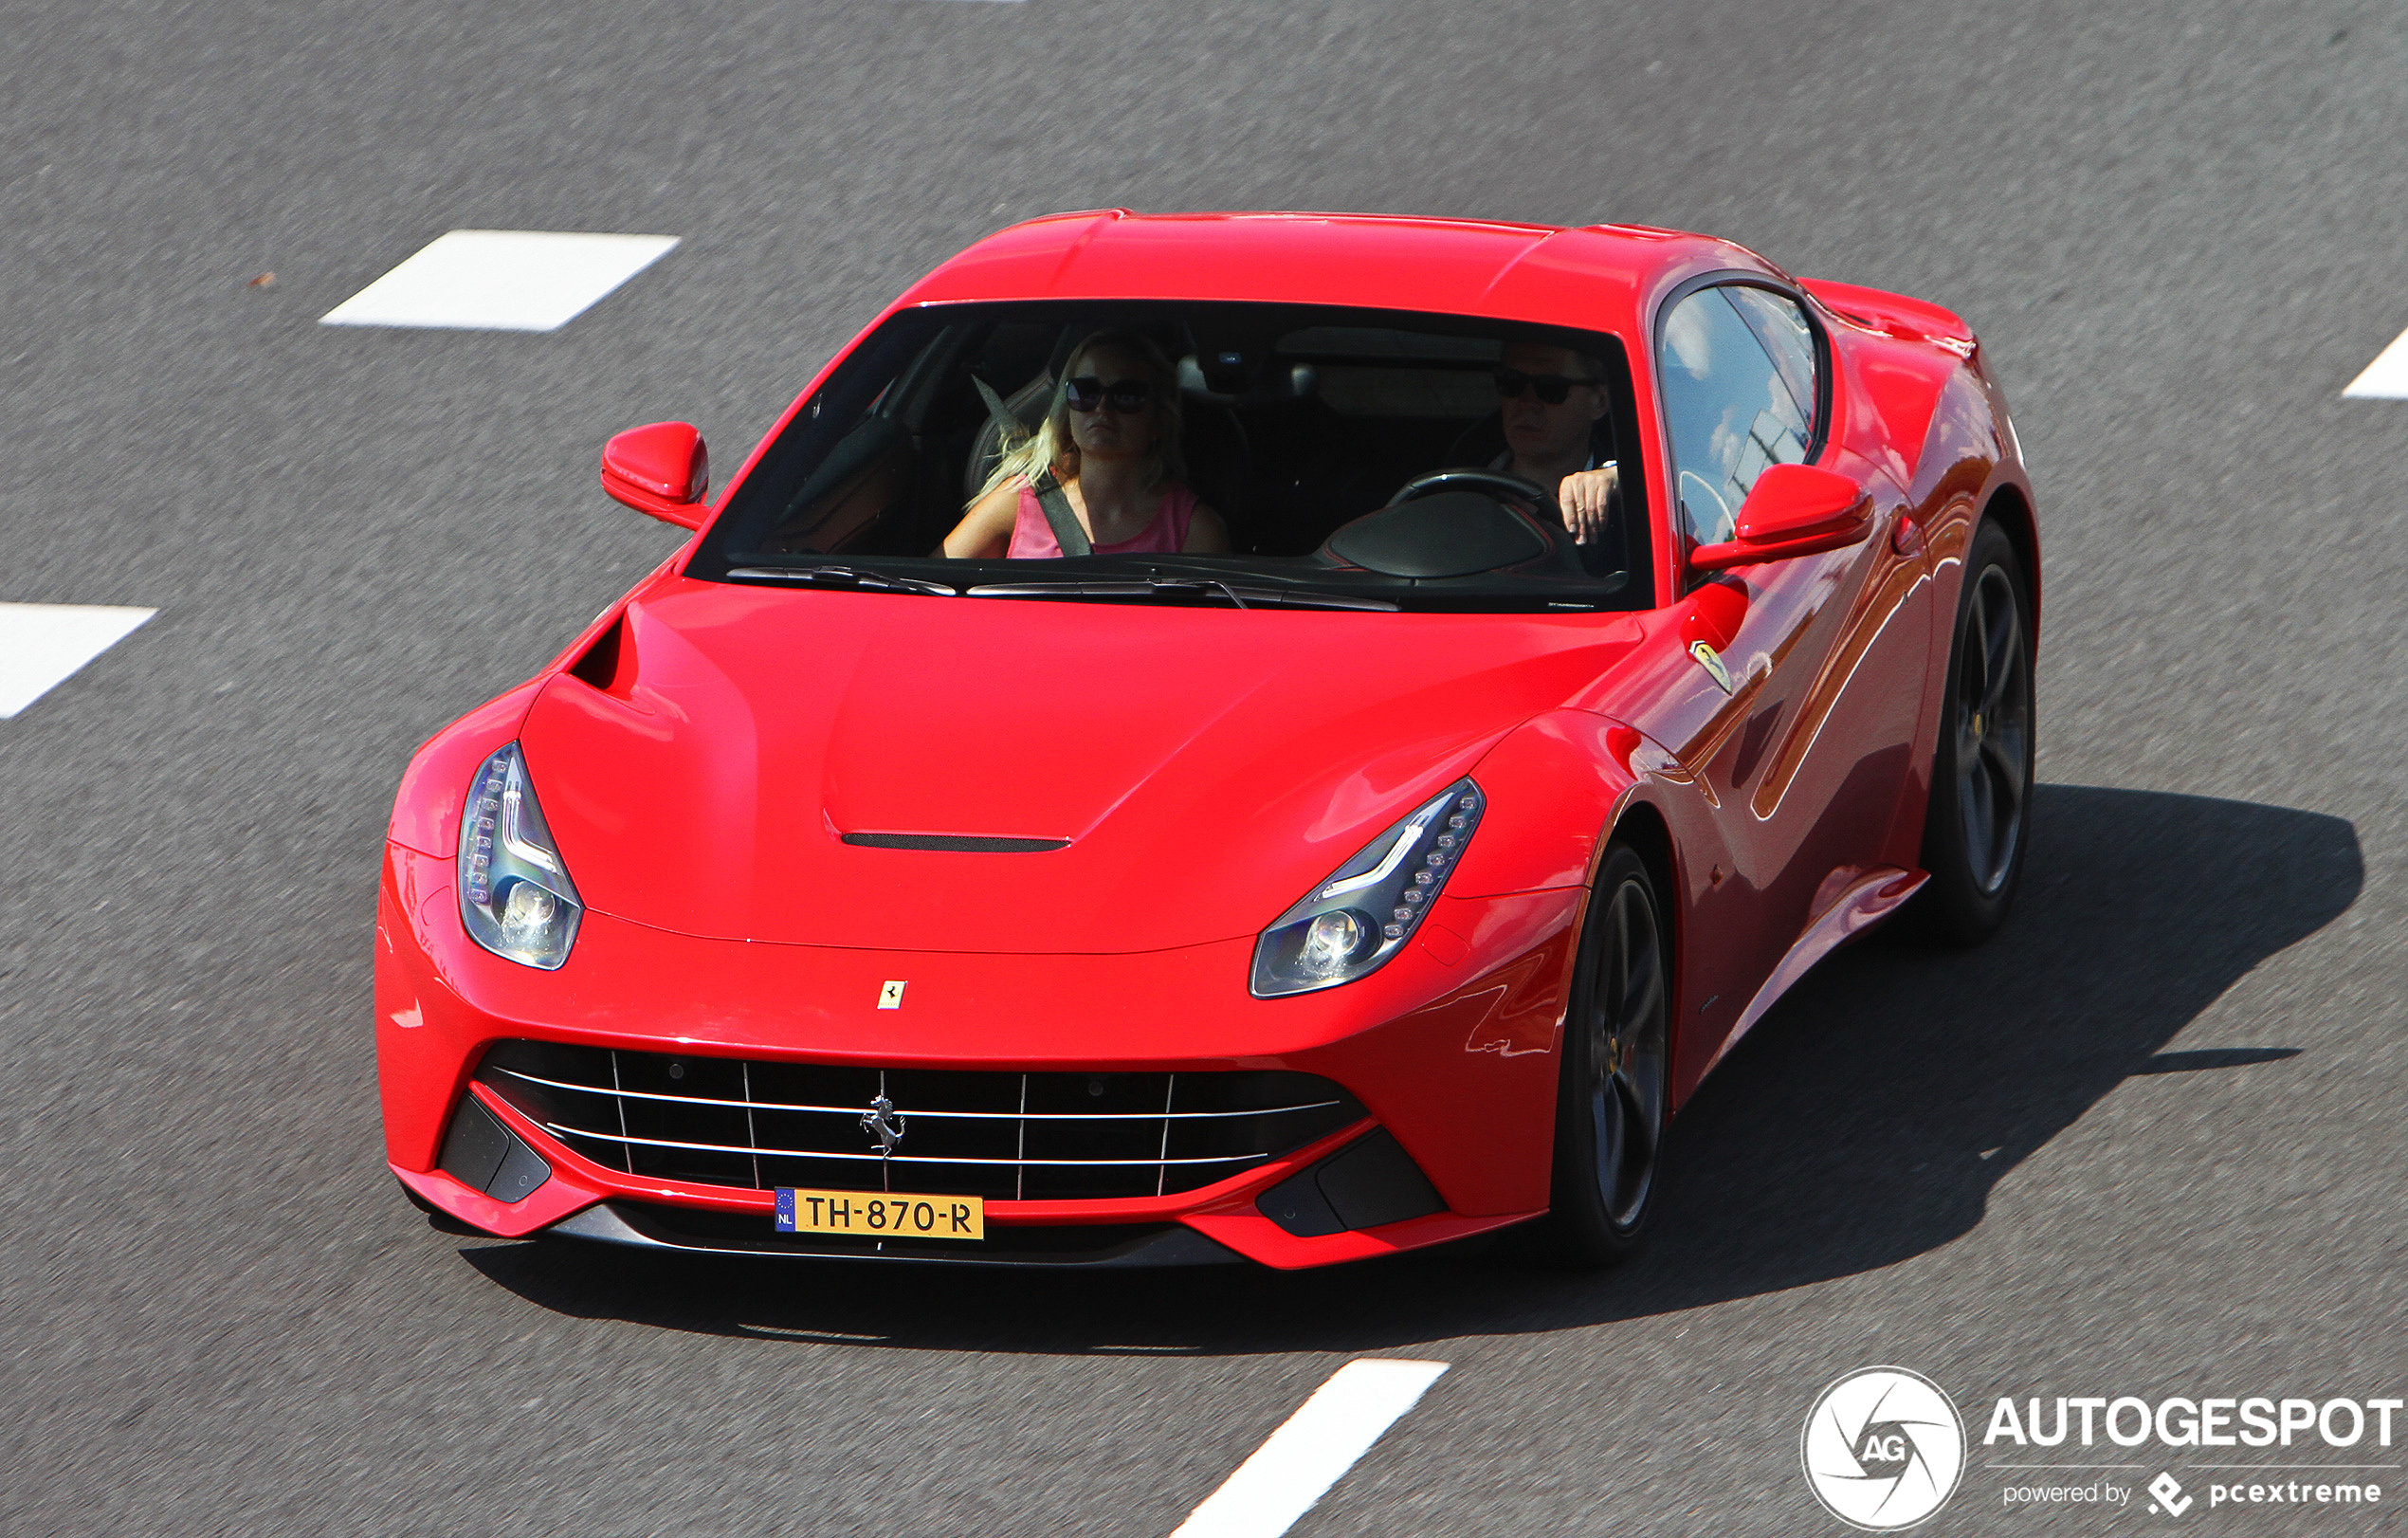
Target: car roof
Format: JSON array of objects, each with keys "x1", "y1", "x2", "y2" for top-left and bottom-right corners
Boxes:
[{"x1": 897, "y1": 211, "x2": 1776, "y2": 337}]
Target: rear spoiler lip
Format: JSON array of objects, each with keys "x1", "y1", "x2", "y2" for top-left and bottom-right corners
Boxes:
[{"x1": 1800, "y1": 277, "x2": 1976, "y2": 350}]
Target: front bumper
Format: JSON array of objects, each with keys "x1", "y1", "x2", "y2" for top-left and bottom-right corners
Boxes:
[{"x1": 377, "y1": 842, "x2": 1581, "y2": 1269}]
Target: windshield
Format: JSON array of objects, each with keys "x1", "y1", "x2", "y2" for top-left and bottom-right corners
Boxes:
[{"x1": 692, "y1": 301, "x2": 1651, "y2": 613}]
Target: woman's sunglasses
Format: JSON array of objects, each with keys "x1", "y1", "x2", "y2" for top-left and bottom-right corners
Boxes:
[
  {"x1": 1493, "y1": 368, "x2": 1600, "y2": 405},
  {"x1": 1065, "y1": 376, "x2": 1154, "y2": 413}
]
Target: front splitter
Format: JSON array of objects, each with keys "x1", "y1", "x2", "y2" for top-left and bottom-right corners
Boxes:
[{"x1": 547, "y1": 1199, "x2": 1248, "y2": 1268}]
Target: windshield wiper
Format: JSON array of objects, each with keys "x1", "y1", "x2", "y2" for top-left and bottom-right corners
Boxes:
[
  {"x1": 964, "y1": 577, "x2": 1397, "y2": 612},
  {"x1": 726, "y1": 562, "x2": 958, "y2": 596},
  {"x1": 967, "y1": 578, "x2": 1187, "y2": 600}
]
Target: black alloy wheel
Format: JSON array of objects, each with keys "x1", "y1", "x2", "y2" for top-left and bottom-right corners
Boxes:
[
  {"x1": 1541, "y1": 844, "x2": 1669, "y2": 1267},
  {"x1": 1908, "y1": 519, "x2": 2034, "y2": 944}
]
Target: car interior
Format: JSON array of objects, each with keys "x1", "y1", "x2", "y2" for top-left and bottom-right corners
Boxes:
[{"x1": 701, "y1": 302, "x2": 1651, "y2": 607}]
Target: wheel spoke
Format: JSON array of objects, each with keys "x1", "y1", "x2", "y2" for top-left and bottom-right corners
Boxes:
[
  {"x1": 1610, "y1": 1072, "x2": 1649, "y2": 1186},
  {"x1": 1618, "y1": 925, "x2": 1663, "y2": 1040},
  {"x1": 1614, "y1": 1060, "x2": 1661, "y2": 1161},
  {"x1": 1981, "y1": 730, "x2": 2027, "y2": 803},
  {"x1": 1982, "y1": 590, "x2": 2016, "y2": 678},
  {"x1": 1981, "y1": 647, "x2": 2018, "y2": 720},
  {"x1": 1605, "y1": 1056, "x2": 1660, "y2": 1221},
  {"x1": 1981, "y1": 662, "x2": 2014, "y2": 720},
  {"x1": 1961, "y1": 759, "x2": 1995, "y2": 852},
  {"x1": 1592, "y1": 1070, "x2": 1625, "y2": 1187},
  {"x1": 1605, "y1": 889, "x2": 1632, "y2": 1016},
  {"x1": 1960, "y1": 597, "x2": 1991, "y2": 721}
]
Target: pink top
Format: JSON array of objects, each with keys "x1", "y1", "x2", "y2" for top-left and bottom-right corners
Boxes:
[{"x1": 1007, "y1": 480, "x2": 1199, "y2": 558}]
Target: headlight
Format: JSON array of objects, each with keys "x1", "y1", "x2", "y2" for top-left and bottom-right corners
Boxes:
[
  {"x1": 1251, "y1": 778, "x2": 1486, "y2": 998},
  {"x1": 457, "y1": 742, "x2": 583, "y2": 970}
]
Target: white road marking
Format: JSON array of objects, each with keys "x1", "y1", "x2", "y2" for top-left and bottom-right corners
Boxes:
[
  {"x1": 0, "y1": 603, "x2": 155, "y2": 718},
  {"x1": 1169, "y1": 1358, "x2": 1450, "y2": 1538},
  {"x1": 2343, "y1": 325, "x2": 2408, "y2": 397},
  {"x1": 320, "y1": 230, "x2": 679, "y2": 332}
]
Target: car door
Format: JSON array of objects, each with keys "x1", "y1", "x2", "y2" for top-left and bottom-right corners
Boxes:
[{"x1": 1628, "y1": 281, "x2": 1930, "y2": 1071}]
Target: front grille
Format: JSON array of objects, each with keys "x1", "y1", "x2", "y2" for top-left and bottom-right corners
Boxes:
[{"x1": 475, "y1": 1040, "x2": 1364, "y2": 1201}]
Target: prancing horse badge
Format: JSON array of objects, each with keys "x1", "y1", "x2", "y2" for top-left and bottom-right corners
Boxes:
[
  {"x1": 877, "y1": 980, "x2": 907, "y2": 1009},
  {"x1": 1689, "y1": 640, "x2": 1735, "y2": 695}
]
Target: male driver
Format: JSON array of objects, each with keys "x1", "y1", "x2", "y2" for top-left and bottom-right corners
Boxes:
[{"x1": 1490, "y1": 339, "x2": 1618, "y2": 544}]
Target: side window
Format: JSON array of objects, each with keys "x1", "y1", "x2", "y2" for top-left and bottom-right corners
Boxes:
[
  {"x1": 1658, "y1": 286, "x2": 1814, "y2": 551},
  {"x1": 1723, "y1": 285, "x2": 1817, "y2": 435}
]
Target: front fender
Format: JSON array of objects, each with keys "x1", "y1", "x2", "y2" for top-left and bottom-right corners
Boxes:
[
  {"x1": 1455, "y1": 706, "x2": 1741, "y2": 1110},
  {"x1": 1451, "y1": 708, "x2": 1648, "y2": 897}
]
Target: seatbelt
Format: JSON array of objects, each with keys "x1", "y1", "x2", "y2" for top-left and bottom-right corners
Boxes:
[{"x1": 973, "y1": 375, "x2": 1089, "y2": 557}]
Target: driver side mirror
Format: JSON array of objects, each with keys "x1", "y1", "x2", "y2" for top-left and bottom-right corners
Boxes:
[
  {"x1": 1689, "y1": 463, "x2": 1870, "y2": 572},
  {"x1": 601, "y1": 422, "x2": 709, "y2": 529}
]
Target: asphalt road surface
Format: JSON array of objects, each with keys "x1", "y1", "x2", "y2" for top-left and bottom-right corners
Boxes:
[{"x1": 3, "y1": 2, "x2": 2402, "y2": 1534}]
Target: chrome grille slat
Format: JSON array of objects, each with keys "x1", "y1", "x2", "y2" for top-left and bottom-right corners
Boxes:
[
  {"x1": 1157, "y1": 1073, "x2": 1175, "y2": 1199},
  {"x1": 476, "y1": 1041, "x2": 1365, "y2": 1202},
  {"x1": 609, "y1": 1048, "x2": 632, "y2": 1174},
  {"x1": 484, "y1": 1065, "x2": 1344, "y2": 1121},
  {"x1": 740, "y1": 1059, "x2": 761, "y2": 1191},
  {"x1": 540, "y1": 1124, "x2": 1272, "y2": 1167}
]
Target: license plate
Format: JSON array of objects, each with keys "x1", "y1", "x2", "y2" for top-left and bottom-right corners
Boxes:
[{"x1": 775, "y1": 1187, "x2": 984, "y2": 1241}]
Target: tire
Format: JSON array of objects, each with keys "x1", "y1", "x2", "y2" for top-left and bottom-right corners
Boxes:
[
  {"x1": 1907, "y1": 519, "x2": 2034, "y2": 945},
  {"x1": 1540, "y1": 843, "x2": 1671, "y2": 1268}
]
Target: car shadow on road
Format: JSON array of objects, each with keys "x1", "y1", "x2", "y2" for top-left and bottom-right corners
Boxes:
[{"x1": 462, "y1": 784, "x2": 2360, "y2": 1355}]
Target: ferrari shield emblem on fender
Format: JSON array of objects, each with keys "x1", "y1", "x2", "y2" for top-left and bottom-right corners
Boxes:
[
  {"x1": 1689, "y1": 640, "x2": 1735, "y2": 695},
  {"x1": 877, "y1": 980, "x2": 906, "y2": 1009}
]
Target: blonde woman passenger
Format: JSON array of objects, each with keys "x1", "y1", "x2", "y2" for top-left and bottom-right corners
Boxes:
[{"x1": 943, "y1": 330, "x2": 1231, "y2": 558}]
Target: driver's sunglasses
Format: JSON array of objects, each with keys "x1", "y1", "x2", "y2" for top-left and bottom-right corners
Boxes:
[
  {"x1": 1064, "y1": 376, "x2": 1154, "y2": 414},
  {"x1": 1493, "y1": 368, "x2": 1600, "y2": 405}
]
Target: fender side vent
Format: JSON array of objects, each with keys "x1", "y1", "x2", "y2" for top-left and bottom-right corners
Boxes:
[
  {"x1": 567, "y1": 615, "x2": 628, "y2": 692},
  {"x1": 841, "y1": 833, "x2": 1069, "y2": 852}
]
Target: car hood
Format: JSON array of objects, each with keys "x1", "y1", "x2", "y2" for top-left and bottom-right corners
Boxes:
[{"x1": 520, "y1": 578, "x2": 1641, "y2": 953}]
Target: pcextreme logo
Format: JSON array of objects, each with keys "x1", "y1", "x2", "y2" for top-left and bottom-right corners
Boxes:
[{"x1": 1802, "y1": 1366, "x2": 1968, "y2": 1529}]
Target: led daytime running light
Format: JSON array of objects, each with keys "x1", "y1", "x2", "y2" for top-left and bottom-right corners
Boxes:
[
  {"x1": 458, "y1": 742, "x2": 583, "y2": 970},
  {"x1": 1250, "y1": 779, "x2": 1485, "y2": 997}
]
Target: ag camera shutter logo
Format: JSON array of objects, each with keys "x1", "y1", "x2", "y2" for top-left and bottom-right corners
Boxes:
[{"x1": 1802, "y1": 1366, "x2": 1967, "y2": 1529}]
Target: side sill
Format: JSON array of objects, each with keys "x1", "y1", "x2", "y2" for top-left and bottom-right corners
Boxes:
[{"x1": 1695, "y1": 865, "x2": 1927, "y2": 1084}]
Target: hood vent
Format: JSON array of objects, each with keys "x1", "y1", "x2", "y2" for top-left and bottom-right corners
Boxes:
[{"x1": 841, "y1": 832, "x2": 1069, "y2": 852}]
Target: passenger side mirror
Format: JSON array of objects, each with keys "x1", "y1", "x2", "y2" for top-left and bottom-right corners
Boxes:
[
  {"x1": 601, "y1": 422, "x2": 709, "y2": 529},
  {"x1": 1689, "y1": 464, "x2": 1870, "y2": 572}
]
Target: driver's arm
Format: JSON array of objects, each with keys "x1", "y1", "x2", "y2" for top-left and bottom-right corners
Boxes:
[{"x1": 1557, "y1": 463, "x2": 1619, "y2": 545}]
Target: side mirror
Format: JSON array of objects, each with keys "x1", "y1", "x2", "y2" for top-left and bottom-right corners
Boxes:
[
  {"x1": 601, "y1": 422, "x2": 709, "y2": 529},
  {"x1": 1689, "y1": 463, "x2": 1870, "y2": 572}
]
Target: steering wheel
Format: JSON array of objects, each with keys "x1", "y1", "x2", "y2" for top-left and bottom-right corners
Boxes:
[{"x1": 1387, "y1": 467, "x2": 1560, "y2": 512}]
